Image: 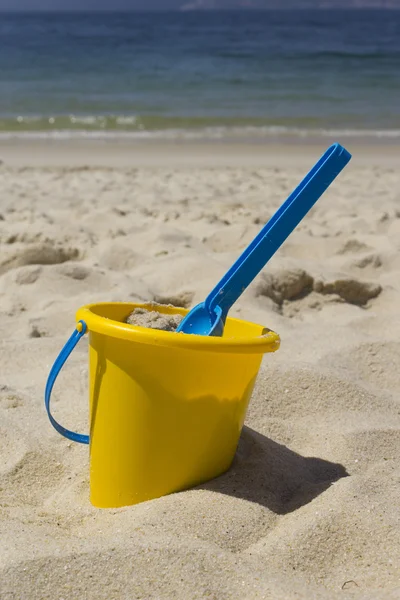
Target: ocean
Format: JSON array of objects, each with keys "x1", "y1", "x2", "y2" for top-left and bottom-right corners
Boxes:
[{"x1": 0, "y1": 9, "x2": 399, "y2": 140}]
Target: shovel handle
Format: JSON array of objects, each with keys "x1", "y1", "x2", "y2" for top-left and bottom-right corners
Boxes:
[{"x1": 207, "y1": 143, "x2": 351, "y2": 317}]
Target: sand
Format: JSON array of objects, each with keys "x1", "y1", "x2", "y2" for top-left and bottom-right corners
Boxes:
[
  {"x1": 125, "y1": 307, "x2": 183, "y2": 331},
  {"x1": 0, "y1": 139, "x2": 399, "y2": 599}
]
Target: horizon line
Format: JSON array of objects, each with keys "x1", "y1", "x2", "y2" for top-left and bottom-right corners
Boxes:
[{"x1": 0, "y1": 6, "x2": 399, "y2": 11}]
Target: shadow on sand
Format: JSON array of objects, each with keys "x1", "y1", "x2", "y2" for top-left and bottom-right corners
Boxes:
[{"x1": 200, "y1": 426, "x2": 349, "y2": 514}]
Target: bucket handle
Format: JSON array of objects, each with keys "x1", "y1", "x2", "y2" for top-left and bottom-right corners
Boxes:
[{"x1": 45, "y1": 320, "x2": 89, "y2": 445}]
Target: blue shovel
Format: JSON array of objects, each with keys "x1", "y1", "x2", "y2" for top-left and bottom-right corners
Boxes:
[{"x1": 176, "y1": 142, "x2": 351, "y2": 337}]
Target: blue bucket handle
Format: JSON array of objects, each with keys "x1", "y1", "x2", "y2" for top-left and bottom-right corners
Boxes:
[{"x1": 44, "y1": 320, "x2": 89, "y2": 445}]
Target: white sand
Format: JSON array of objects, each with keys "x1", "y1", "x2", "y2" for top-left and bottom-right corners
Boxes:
[{"x1": 0, "y1": 140, "x2": 399, "y2": 599}]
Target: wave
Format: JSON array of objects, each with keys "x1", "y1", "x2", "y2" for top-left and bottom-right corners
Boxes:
[
  {"x1": 1, "y1": 125, "x2": 399, "y2": 141},
  {"x1": 1, "y1": 114, "x2": 400, "y2": 138},
  {"x1": 5, "y1": 114, "x2": 144, "y2": 130},
  {"x1": 216, "y1": 50, "x2": 400, "y2": 60}
]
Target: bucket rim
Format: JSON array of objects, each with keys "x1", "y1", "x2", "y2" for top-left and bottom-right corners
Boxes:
[{"x1": 76, "y1": 302, "x2": 280, "y2": 354}]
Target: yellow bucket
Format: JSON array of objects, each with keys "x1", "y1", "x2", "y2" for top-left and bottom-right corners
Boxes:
[{"x1": 45, "y1": 302, "x2": 280, "y2": 508}]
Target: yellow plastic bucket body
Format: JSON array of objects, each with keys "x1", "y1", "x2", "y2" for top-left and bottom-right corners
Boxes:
[{"x1": 75, "y1": 302, "x2": 280, "y2": 508}]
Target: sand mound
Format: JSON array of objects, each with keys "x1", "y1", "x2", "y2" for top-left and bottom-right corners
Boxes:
[
  {"x1": 256, "y1": 268, "x2": 314, "y2": 304},
  {"x1": 255, "y1": 267, "x2": 381, "y2": 308},
  {"x1": 0, "y1": 242, "x2": 80, "y2": 274},
  {"x1": 126, "y1": 307, "x2": 183, "y2": 331},
  {"x1": 314, "y1": 277, "x2": 382, "y2": 305}
]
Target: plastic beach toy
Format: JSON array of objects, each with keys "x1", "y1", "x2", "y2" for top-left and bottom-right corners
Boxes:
[
  {"x1": 45, "y1": 302, "x2": 280, "y2": 508},
  {"x1": 177, "y1": 142, "x2": 352, "y2": 337},
  {"x1": 44, "y1": 142, "x2": 351, "y2": 509}
]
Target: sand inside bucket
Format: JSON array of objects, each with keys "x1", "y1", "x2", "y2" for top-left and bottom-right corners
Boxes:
[{"x1": 125, "y1": 307, "x2": 183, "y2": 332}]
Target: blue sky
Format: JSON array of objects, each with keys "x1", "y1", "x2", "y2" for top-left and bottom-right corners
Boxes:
[{"x1": 0, "y1": 0, "x2": 398, "y2": 9}]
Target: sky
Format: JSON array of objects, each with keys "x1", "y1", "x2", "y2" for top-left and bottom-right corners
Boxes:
[{"x1": 0, "y1": 0, "x2": 398, "y2": 10}]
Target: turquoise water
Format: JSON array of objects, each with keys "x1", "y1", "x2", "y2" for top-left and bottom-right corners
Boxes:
[{"x1": 0, "y1": 9, "x2": 399, "y2": 138}]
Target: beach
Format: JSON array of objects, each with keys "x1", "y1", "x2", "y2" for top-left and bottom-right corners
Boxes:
[{"x1": 0, "y1": 138, "x2": 399, "y2": 599}]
